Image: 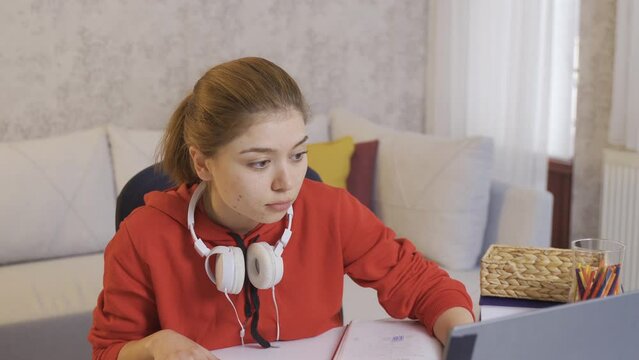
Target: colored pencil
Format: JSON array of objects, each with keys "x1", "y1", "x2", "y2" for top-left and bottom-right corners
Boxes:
[
  {"x1": 575, "y1": 268, "x2": 586, "y2": 299},
  {"x1": 608, "y1": 265, "x2": 621, "y2": 296},
  {"x1": 602, "y1": 270, "x2": 616, "y2": 297},
  {"x1": 593, "y1": 267, "x2": 611, "y2": 298},
  {"x1": 583, "y1": 267, "x2": 597, "y2": 299}
]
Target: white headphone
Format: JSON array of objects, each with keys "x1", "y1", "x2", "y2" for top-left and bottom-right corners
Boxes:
[{"x1": 187, "y1": 182, "x2": 293, "y2": 294}]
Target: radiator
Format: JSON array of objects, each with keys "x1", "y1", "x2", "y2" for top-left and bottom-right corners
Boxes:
[{"x1": 601, "y1": 148, "x2": 639, "y2": 292}]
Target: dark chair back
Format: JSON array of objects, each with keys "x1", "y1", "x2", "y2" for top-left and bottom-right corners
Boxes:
[{"x1": 115, "y1": 164, "x2": 322, "y2": 230}]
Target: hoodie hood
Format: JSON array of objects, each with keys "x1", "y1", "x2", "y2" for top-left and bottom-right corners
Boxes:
[{"x1": 143, "y1": 183, "x2": 286, "y2": 247}]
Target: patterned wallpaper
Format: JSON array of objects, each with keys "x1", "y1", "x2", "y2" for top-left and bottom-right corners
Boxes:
[
  {"x1": 2, "y1": 0, "x2": 617, "y2": 239},
  {"x1": 0, "y1": 0, "x2": 427, "y2": 142},
  {"x1": 571, "y1": 0, "x2": 617, "y2": 239}
]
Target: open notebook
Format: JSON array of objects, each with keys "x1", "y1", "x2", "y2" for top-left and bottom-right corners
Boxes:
[
  {"x1": 333, "y1": 319, "x2": 442, "y2": 359},
  {"x1": 212, "y1": 319, "x2": 442, "y2": 360}
]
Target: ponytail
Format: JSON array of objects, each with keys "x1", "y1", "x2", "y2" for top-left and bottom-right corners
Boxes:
[{"x1": 158, "y1": 93, "x2": 200, "y2": 184}]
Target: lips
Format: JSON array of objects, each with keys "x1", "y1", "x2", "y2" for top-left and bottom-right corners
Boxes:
[{"x1": 266, "y1": 201, "x2": 292, "y2": 212}]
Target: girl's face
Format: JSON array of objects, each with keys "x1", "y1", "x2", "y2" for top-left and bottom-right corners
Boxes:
[{"x1": 191, "y1": 109, "x2": 308, "y2": 235}]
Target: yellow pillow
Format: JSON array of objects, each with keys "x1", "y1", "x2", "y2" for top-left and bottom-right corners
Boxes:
[{"x1": 307, "y1": 136, "x2": 355, "y2": 188}]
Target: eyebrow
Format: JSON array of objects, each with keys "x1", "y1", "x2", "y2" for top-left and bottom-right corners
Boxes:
[{"x1": 239, "y1": 135, "x2": 309, "y2": 154}]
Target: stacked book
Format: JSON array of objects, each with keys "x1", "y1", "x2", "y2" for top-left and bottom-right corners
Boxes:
[{"x1": 479, "y1": 296, "x2": 563, "y2": 321}]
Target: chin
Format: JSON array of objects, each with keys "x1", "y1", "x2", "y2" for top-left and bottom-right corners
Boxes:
[{"x1": 259, "y1": 211, "x2": 288, "y2": 224}]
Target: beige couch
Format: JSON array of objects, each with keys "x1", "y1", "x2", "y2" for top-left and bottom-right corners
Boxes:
[{"x1": 0, "y1": 110, "x2": 553, "y2": 358}]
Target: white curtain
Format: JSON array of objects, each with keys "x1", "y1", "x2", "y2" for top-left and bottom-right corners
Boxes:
[
  {"x1": 609, "y1": 0, "x2": 639, "y2": 151},
  {"x1": 425, "y1": 0, "x2": 579, "y2": 190}
]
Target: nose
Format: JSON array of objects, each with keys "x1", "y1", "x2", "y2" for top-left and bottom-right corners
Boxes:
[{"x1": 271, "y1": 165, "x2": 293, "y2": 192}]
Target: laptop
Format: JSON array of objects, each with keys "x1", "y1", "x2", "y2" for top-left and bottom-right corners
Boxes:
[{"x1": 444, "y1": 291, "x2": 639, "y2": 360}]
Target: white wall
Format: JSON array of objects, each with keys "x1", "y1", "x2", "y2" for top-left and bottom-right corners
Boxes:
[{"x1": 0, "y1": 1, "x2": 427, "y2": 142}]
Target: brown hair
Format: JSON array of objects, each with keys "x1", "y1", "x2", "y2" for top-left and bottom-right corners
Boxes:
[{"x1": 158, "y1": 57, "x2": 309, "y2": 184}]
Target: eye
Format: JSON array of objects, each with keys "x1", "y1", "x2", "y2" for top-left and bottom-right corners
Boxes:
[
  {"x1": 292, "y1": 151, "x2": 307, "y2": 161},
  {"x1": 250, "y1": 160, "x2": 270, "y2": 169}
]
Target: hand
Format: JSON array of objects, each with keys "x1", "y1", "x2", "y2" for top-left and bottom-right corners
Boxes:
[
  {"x1": 148, "y1": 329, "x2": 219, "y2": 360},
  {"x1": 117, "y1": 329, "x2": 219, "y2": 360},
  {"x1": 432, "y1": 307, "x2": 474, "y2": 346}
]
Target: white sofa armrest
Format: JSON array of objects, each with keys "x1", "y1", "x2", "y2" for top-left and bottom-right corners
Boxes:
[{"x1": 482, "y1": 181, "x2": 554, "y2": 256}]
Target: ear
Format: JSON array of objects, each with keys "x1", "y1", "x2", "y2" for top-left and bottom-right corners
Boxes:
[{"x1": 189, "y1": 146, "x2": 213, "y2": 181}]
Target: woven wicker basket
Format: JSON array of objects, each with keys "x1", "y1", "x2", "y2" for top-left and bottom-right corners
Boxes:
[{"x1": 480, "y1": 245, "x2": 584, "y2": 302}]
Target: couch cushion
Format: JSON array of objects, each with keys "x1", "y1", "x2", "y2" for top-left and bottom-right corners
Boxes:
[
  {"x1": 107, "y1": 125, "x2": 164, "y2": 194},
  {"x1": 0, "y1": 127, "x2": 116, "y2": 264},
  {"x1": 347, "y1": 140, "x2": 379, "y2": 210},
  {"x1": 307, "y1": 136, "x2": 356, "y2": 188},
  {"x1": 0, "y1": 253, "x2": 104, "y2": 325},
  {"x1": 330, "y1": 109, "x2": 493, "y2": 270}
]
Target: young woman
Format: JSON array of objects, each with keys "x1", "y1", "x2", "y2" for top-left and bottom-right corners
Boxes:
[{"x1": 89, "y1": 57, "x2": 474, "y2": 360}]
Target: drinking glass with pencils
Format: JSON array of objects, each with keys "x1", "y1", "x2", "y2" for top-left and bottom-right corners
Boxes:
[{"x1": 570, "y1": 238, "x2": 625, "y2": 302}]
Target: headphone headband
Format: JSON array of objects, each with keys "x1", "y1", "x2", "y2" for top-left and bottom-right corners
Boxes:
[{"x1": 188, "y1": 183, "x2": 210, "y2": 257}]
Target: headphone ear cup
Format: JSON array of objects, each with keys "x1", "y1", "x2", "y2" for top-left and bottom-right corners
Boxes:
[
  {"x1": 214, "y1": 247, "x2": 245, "y2": 294},
  {"x1": 247, "y1": 242, "x2": 283, "y2": 289}
]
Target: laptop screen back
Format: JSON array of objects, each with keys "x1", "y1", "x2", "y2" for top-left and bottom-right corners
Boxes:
[{"x1": 444, "y1": 291, "x2": 639, "y2": 360}]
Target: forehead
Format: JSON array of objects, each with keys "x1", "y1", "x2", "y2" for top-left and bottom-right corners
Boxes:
[{"x1": 228, "y1": 110, "x2": 306, "y2": 150}]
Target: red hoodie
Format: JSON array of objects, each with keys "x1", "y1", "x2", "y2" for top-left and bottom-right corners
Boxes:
[{"x1": 89, "y1": 179, "x2": 473, "y2": 359}]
